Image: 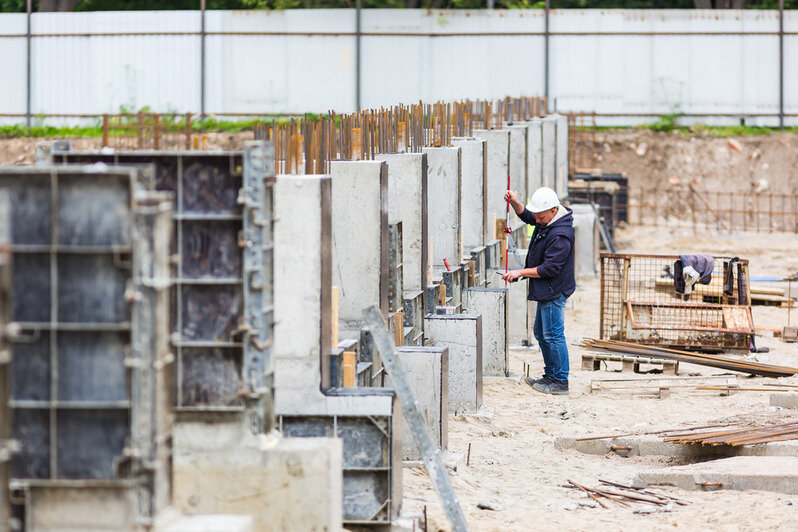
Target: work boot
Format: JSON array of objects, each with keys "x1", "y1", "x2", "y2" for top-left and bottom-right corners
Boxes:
[
  {"x1": 524, "y1": 375, "x2": 553, "y2": 388},
  {"x1": 532, "y1": 380, "x2": 569, "y2": 395}
]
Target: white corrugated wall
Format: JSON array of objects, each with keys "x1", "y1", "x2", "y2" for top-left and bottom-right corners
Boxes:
[{"x1": 0, "y1": 9, "x2": 795, "y2": 126}]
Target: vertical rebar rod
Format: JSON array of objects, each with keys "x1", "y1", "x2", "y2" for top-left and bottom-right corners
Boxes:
[{"x1": 26, "y1": 0, "x2": 32, "y2": 130}]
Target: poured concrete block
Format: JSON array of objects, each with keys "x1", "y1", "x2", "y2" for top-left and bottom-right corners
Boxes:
[
  {"x1": 771, "y1": 392, "x2": 798, "y2": 409},
  {"x1": 157, "y1": 515, "x2": 254, "y2": 532},
  {"x1": 634, "y1": 456, "x2": 798, "y2": 495},
  {"x1": 541, "y1": 117, "x2": 556, "y2": 190},
  {"x1": 464, "y1": 287, "x2": 509, "y2": 376},
  {"x1": 453, "y1": 137, "x2": 487, "y2": 250},
  {"x1": 330, "y1": 160, "x2": 389, "y2": 326},
  {"x1": 423, "y1": 146, "x2": 462, "y2": 268},
  {"x1": 424, "y1": 314, "x2": 482, "y2": 413},
  {"x1": 553, "y1": 113, "x2": 570, "y2": 200},
  {"x1": 376, "y1": 153, "x2": 428, "y2": 295},
  {"x1": 570, "y1": 204, "x2": 599, "y2": 278},
  {"x1": 387, "y1": 346, "x2": 449, "y2": 460},
  {"x1": 507, "y1": 125, "x2": 528, "y2": 229},
  {"x1": 173, "y1": 420, "x2": 343, "y2": 532},
  {"x1": 472, "y1": 129, "x2": 510, "y2": 225},
  {"x1": 526, "y1": 118, "x2": 543, "y2": 195}
]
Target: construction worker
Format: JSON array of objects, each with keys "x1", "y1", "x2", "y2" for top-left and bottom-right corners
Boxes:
[{"x1": 502, "y1": 187, "x2": 575, "y2": 395}]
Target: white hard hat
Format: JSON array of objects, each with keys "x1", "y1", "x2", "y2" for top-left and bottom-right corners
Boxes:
[{"x1": 527, "y1": 187, "x2": 560, "y2": 213}]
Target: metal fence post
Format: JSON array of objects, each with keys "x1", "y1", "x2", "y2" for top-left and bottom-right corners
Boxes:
[
  {"x1": 544, "y1": 0, "x2": 550, "y2": 104},
  {"x1": 779, "y1": 0, "x2": 784, "y2": 130},
  {"x1": 355, "y1": 0, "x2": 361, "y2": 112},
  {"x1": 200, "y1": 0, "x2": 206, "y2": 119},
  {"x1": 26, "y1": 0, "x2": 32, "y2": 130}
]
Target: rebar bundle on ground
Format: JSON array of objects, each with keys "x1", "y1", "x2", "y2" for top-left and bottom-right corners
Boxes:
[
  {"x1": 662, "y1": 422, "x2": 798, "y2": 446},
  {"x1": 581, "y1": 338, "x2": 798, "y2": 378}
]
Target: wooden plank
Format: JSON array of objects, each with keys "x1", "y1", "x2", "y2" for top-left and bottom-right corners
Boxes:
[
  {"x1": 394, "y1": 311, "x2": 404, "y2": 347},
  {"x1": 342, "y1": 351, "x2": 356, "y2": 387}
]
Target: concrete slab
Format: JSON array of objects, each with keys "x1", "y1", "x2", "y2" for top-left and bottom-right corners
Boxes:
[
  {"x1": 453, "y1": 137, "x2": 488, "y2": 250},
  {"x1": 173, "y1": 421, "x2": 343, "y2": 532},
  {"x1": 464, "y1": 287, "x2": 509, "y2": 376},
  {"x1": 424, "y1": 314, "x2": 483, "y2": 413},
  {"x1": 555, "y1": 434, "x2": 798, "y2": 459},
  {"x1": 771, "y1": 392, "x2": 798, "y2": 409},
  {"x1": 387, "y1": 346, "x2": 449, "y2": 460},
  {"x1": 376, "y1": 153, "x2": 428, "y2": 295},
  {"x1": 330, "y1": 160, "x2": 389, "y2": 326},
  {"x1": 634, "y1": 456, "x2": 798, "y2": 494},
  {"x1": 472, "y1": 129, "x2": 510, "y2": 226},
  {"x1": 424, "y1": 147, "x2": 462, "y2": 269}
]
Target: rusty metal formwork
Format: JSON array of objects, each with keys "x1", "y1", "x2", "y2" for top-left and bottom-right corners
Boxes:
[
  {"x1": 0, "y1": 165, "x2": 173, "y2": 527},
  {"x1": 0, "y1": 191, "x2": 12, "y2": 531},
  {"x1": 43, "y1": 142, "x2": 276, "y2": 434},
  {"x1": 600, "y1": 253, "x2": 753, "y2": 352}
]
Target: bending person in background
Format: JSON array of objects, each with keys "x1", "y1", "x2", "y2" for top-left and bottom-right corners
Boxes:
[{"x1": 502, "y1": 187, "x2": 575, "y2": 396}]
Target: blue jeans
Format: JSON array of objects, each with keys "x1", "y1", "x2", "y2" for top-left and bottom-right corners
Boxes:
[{"x1": 533, "y1": 293, "x2": 569, "y2": 383}]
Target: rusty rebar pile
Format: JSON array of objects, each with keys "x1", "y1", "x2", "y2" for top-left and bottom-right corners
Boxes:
[
  {"x1": 581, "y1": 338, "x2": 798, "y2": 378},
  {"x1": 662, "y1": 421, "x2": 798, "y2": 446}
]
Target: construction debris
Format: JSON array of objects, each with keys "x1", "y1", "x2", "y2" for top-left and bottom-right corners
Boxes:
[
  {"x1": 581, "y1": 338, "x2": 798, "y2": 378},
  {"x1": 662, "y1": 422, "x2": 798, "y2": 446},
  {"x1": 589, "y1": 375, "x2": 738, "y2": 397},
  {"x1": 563, "y1": 479, "x2": 691, "y2": 510}
]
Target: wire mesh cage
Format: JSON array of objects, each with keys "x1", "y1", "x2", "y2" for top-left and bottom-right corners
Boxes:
[{"x1": 600, "y1": 253, "x2": 753, "y2": 352}]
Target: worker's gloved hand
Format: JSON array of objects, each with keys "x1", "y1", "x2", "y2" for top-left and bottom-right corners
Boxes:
[
  {"x1": 504, "y1": 190, "x2": 518, "y2": 203},
  {"x1": 501, "y1": 270, "x2": 523, "y2": 283}
]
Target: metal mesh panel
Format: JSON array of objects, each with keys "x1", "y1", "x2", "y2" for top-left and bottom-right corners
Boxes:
[{"x1": 600, "y1": 253, "x2": 752, "y2": 351}]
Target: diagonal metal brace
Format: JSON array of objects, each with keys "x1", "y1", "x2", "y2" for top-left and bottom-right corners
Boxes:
[{"x1": 364, "y1": 305, "x2": 469, "y2": 532}]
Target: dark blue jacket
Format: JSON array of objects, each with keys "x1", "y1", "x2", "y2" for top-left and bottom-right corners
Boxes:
[{"x1": 518, "y1": 206, "x2": 576, "y2": 302}]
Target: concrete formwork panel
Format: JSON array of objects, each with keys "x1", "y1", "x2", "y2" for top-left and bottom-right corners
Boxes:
[
  {"x1": 424, "y1": 314, "x2": 482, "y2": 413},
  {"x1": 386, "y1": 346, "x2": 449, "y2": 461},
  {"x1": 375, "y1": 153, "x2": 428, "y2": 296},
  {"x1": 330, "y1": 160, "x2": 389, "y2": 326},
  {"x1": 488, "y1": 255, "x2": 533, "y2": 347},
  {"x1": 273, "y1": 175, "x2": 402, "y2": 526},
  {"x1": 423, "y1": 147, "x2": 462, "y2": 271},
  {"x1": 526, "y1": 118, "x2": 543, "y2": 198},
  {"x1": 173, "y1": 420, "x2": 343, "y2": 532},
  {"x1": 541, "y1": 117, "x2": 557, "y2": 191},
  {"x1": 463, "y1": 288, "x2": 509, "y2": 376},
  {"x1": 553, "y1": 113, "x2": 570, "y2": 200},
  {"x1": 570, "y1": 204, "x2": 599, "y2": 278},
  {"x1": 507, "y1": 125, "x2": 528, "y2": 229},
  {"x1": 452, "y1": 137, "x2": 487, "y2": 251},
  {"x1": 472, "y1": 129, "x2": 510, "y2": 228}
]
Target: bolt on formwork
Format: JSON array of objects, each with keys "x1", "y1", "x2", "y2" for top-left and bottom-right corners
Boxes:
[
  {"x1": 0, "y1": 164, "x2": 173, "y2": 528},
  {"x1": 43, "y1": 142, "x2": 276, "y2": 435},
  {"x1": 600, "y1": 253, "x2": 754, "y2": 352}
]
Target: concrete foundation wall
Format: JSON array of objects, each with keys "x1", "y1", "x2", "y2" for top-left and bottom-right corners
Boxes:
[
  {"x1": 376, "y1": 153, "x2": 428, "y2": 295},
  {"x1": 507, "y1": 125, "x2": 528, "y2": 229},
  {"x1": 472, "y1": 129, "x2": 510, "y2": 225},
  {"x1": 453, "y1": 137, "x2": 487, "y2": 251},
  {"x1": 464, "y1": 288, "x2": 509, "y2": 376},
  {"x1": 541, "y1": 117, "x2": 556, "y2": 190},
  {"x1": 330, "y1": 160, "x2": 389, "y2": 325},
  {"x1": 388, "y1": 346, "x2": 449, "y2": 460},
  {"x1": 554, "y1": 114, "x2": 569, "y2": 199},
  {"x1": 173, "y1": 420, "x2": 343, "y2": 532},
  {"x1": 425, "y1": 314, "x2": 483, "y2": 413},
  {"x1": 25, "y1": 487, "x2": 137, "y2": 531},
  {"x1": 526, "y1": 119, "x2": 543, "y2": 198},
  {"x1": 571, "y1": 204, "x2": 599, "y2": 279},
  {"x1": 423, "y1": 147, "x2": 462, "y2": 268}
]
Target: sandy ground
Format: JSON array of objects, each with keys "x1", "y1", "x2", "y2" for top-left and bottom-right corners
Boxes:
[{"x1": 401, "y1": 227, "x2": 798, "y2": 531}]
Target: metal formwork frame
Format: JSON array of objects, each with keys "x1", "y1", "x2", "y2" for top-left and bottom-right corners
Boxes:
[
  {"x1": 0, "y1": 165, "x2": 171, "y2": 526},
  {"x1": 45, "y1": 143, "x2": 275, "y2": 433},
  {"x1": 0, "y1": 197, "x2": 12, "y2": 530}
]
